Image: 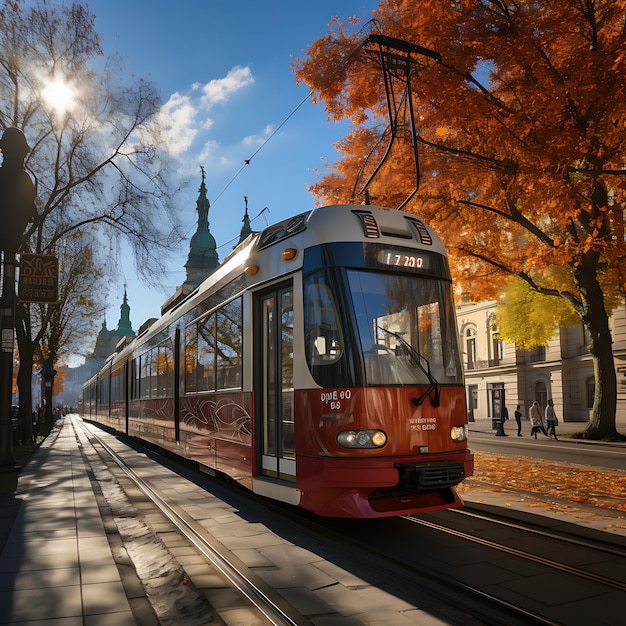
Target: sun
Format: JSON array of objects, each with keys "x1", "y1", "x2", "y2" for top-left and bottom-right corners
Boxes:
[{"x1": 41, "y1": 74, "x2": 77, "y2": 118}]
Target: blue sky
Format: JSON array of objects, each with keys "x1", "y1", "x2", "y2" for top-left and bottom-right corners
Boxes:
[{"x1": 82, "y1": 0, "x2": 377, "y2": 339}]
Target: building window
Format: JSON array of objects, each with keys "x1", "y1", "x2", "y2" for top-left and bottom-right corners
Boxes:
[
  {"x1": 528, "y1": 345, "x2": 546, "y2": 362},
  {"x1": 534, "y1": 380, "x2": 547, "y2": 409},
  {"x1": 465, "y1": 327, "x2": 477, "y2": 370}
]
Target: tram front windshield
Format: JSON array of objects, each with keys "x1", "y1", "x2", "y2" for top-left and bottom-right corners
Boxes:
[
  {"x1": 304, "y1": 269, "x2": 462, "y2": 387},
  {"x1": 347, "y1": 271, "x2": 462, "y2": 386}
]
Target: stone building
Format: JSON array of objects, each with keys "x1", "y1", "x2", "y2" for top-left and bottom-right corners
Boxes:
[
  {"x1": 456, "y1": 300, "x2": 626, "y2": 424},
  {"x1": 61, "y1": 291, "x2": 136, "y2": 405},
  {"x1": 161, "y1": 167, "x2": 219, "y2": 315}
]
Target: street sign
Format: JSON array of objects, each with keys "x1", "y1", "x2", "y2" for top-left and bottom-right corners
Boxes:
[{"x1": 18, "y1": 253, "x2": 59, "y2": 303}]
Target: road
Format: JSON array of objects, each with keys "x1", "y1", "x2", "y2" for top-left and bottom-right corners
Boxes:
[{"x1": 468, "y1": 418, "x2": 626, "y2": 471}]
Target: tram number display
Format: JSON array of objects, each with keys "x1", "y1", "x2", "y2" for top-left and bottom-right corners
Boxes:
[{"x1": 376, "y1": 249, "x2": 431, "y2": 271}]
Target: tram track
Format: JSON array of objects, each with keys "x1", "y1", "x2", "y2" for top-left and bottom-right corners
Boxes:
[
  {"x1": 319, "y1": 499, "x2": 626, "y2": 625},
  {"x1": 74, "y1": 417, "x2": 307, "y2": 626},
  {"x1": 404, "y1": 514, "x2": 626, "y2": 593},
  {"x1": 454, "y1": 505, "x2": 626, "y2": 558},
  {"x1": 77, "y1": 418, "x2": 542, "y2": 624}
]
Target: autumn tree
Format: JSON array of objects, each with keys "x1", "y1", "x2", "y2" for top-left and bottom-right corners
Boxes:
[
  {"x1": 1, "y1": 0, "x2": 182, "y2": 428},
  {"x1": 21, "y1": 231, "x2": 107, "y2": 438},
  {"x1": 295, "y1": 1, "x2": 626, "y2": 439}
]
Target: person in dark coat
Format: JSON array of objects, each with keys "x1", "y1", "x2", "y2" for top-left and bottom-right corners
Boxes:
[{"x1": 514, "y1": 404, "x2": 523, "y2": 436}]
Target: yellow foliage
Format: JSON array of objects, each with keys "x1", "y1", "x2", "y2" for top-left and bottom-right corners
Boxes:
[{"x1": 496, "y1": 277, "x2": 579, "y2": 349}]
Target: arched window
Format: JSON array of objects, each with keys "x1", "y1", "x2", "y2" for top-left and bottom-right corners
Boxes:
[
  {"x1": 534, "y1": 380, "x2": 547, "y2": 409},
  {"x1": 465, "y1": 327, "x2": 477, "y2": 370},
  {"x1": 586, "y1": 376, "x2": 595, "y2": 409}
]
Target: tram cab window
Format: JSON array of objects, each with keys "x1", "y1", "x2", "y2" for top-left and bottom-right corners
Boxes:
[
  {"x1": 304, "y1": 279, "x2": 343, "y2": 366},
  {"x1": 347, "y1": 271, "x2": 463, "y2": 386}
]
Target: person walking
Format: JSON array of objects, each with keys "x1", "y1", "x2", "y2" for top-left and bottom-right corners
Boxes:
[
  {"x1": 514, "y1": 405, "x2": 523, "y2": 436},
  {"x1": 529, "y1": 401, "x2": 547, "y2": 439},
  {"x1": 545, "y1": 398, "x2": 559, "y2": 440}
]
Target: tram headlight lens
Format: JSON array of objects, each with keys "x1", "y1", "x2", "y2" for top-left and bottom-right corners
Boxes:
[
  {"x1": 337, "y1": 430, "x2": 387, "y2": 448},
  {"x1": 451, "y1": 425, "x2": 468, "y2": 442}
]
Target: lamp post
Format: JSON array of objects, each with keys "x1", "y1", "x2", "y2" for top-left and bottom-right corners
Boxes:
[{"x1": 0, "y1": 127, "x2": 36, "y2": 493}]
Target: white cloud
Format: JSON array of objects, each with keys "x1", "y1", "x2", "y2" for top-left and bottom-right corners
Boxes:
[
  {"x1": 242, "y1": 124, "x2": 273, "y2": 146},
  {"x1": 157, "y1": 92, "x2": 199, "y2": 157},
  {"x1": 155, "y1": 66, "x2": 255, "y2": 159},
  {"x1": 200, "y1": 66, "x2": 255, "y2": 109}
]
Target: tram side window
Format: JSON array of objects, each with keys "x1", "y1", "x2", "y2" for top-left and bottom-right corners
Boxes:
[
  {"x1": 185, "y1": 325, "x2": 198, "y2": 393},
  {"x1": 216, "y1": 298, "x2": 243, "y2": 390},
  {"x1": 139, "y1": 351, "x2": 150, "y2": 399},
  {"x1": 131, "y1": 357, "x2": 140, "y2": 400},
  {"x1": 98, "y1": 375, "x2": 110, "y2": 405},
  {"x1": 157, "y1": 340, "x2": 174, "y2": 397},
  {"x1": 185, "y1": 297, "x2": 243, "y2": 393},
  {"x1": 111, "y1": 368, "x2": 123, "y2": 403},
  {"x1": 304, "y1": 277, "x2": 343, "y2": 366},
  {"x1": 197, "y1": 314, "x2": 216, "y2": 392}
]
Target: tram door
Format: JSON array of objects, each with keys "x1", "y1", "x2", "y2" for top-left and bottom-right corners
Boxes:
[{"x1": 254, "y1": 282, "x2": 296, "y2": 482}]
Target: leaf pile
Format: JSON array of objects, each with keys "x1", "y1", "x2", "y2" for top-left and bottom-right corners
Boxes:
[{"x1": 458, "y1": 451, "x2": 626, "y2": 514}]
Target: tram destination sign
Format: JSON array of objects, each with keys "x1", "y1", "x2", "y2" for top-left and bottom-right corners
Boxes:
[{"x1": 18, "y1": 253, "x2": 59, "y2": 303}]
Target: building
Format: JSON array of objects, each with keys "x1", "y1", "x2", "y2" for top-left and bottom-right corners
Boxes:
[
  {"x1": 61, "y1": 290, "x2": 136, "y2": 405},
  {"x1": 161, "y1": 167, "x2": 220, "y2": 315},
  {"x1": 457, "y1": 300, "x2": 626, "y2": 424}
]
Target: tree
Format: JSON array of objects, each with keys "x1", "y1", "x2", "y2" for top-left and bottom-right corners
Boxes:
[
  {"x1": 31, "y1": 232, "x2": 107, "y2": 434},
  {"x1": 295, "y1": 1, "x2": 626, "y2": 439},
  {"x1": 496, "y1": 276, "x2": 580, "y2": 350},
  {"x1": 0, "y1": 0, "x2": 183, "y2": 430}
]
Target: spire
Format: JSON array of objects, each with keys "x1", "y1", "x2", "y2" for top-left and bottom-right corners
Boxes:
[
  {"x1": 115, "y1": 287, "x2": 135, "y2": 336},
  {"x1": 197, "y1": 165, "x2": 210, "y2": 230},
  {"x1": 185, "y1": 166, "x2": 218, "y2": 286},
  {"x1": 238, "y1": 196, "x2": 253, "y2": 244}
]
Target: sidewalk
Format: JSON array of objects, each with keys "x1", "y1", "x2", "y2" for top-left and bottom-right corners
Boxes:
[
  {"x1": 0, "y1": 419, "x2": 136, "y2": 625},
  {"x1": 468, "y1": 415, "x2": 626, "y2": 441}
]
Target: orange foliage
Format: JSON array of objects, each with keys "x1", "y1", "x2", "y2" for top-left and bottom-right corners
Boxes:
[
  {"x1": 295, "y1": 1, "x2": 626, "y2": 303},
  {"x1": 54, "y1": 368, "x2": 65, "y2": 393}
]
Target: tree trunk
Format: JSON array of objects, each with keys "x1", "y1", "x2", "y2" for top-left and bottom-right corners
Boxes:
[
  {"x1": 574, "y1": 258, "x2": 622, "y2": 440},
  {"x1": 15, "y1": 305, "x2": 34, "y2": 443}
]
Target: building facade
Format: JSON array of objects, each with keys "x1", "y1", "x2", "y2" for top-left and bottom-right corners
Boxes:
[{"x1": 456, "y1": 301, "x2": 626, "y2": 424}]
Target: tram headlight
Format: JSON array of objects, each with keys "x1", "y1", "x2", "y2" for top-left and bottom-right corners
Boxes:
[
  {"x1": 451, "y1": 425, "x2": 468, "y2": 442},
  {"x1": 337, "y1": 429, "x2": 387, "y2": 449}
]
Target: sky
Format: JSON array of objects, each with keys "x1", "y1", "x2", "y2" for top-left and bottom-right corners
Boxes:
[{"x1": 79, "y1": 0, "x2": 378, "y2": 348}]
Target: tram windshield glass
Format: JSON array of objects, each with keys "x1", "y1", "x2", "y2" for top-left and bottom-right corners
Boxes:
[{"x1": 347, "y1": 270, "x2": 462, "y2": 386}]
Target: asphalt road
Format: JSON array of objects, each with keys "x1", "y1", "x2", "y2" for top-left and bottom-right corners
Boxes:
[{"x1": 468, "y1": 418, "x2": 626, "y2": 471}]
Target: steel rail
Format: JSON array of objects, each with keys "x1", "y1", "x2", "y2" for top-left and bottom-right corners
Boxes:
[
  {"x1": 77, "y1": 419, "x2": 308, "y2": 626},
  {"x1": 404, "y1": 515, "x2": 626, "y2": 593},
  {"x1": 454, "y1": 505, "x2": 626, "y2": 557}
]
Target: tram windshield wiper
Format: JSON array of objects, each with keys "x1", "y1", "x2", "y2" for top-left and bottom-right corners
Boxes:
[{"x1": 376, "y1": 325, "x2": 441, "y2": 407}]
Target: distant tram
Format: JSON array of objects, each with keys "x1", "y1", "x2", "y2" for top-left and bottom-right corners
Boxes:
[{"x1": 83, "y1": 204, "x2": 474, "y2": 518}]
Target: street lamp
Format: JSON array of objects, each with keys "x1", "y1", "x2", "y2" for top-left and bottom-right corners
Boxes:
[{"x1": 0, "y1": 127, "x2": 37, "y2": 493}]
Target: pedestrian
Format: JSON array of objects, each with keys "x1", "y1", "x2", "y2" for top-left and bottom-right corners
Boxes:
[
  {"x1": 529, "y1": 401, "x2": 547, "y2": 439},
  {"x1": 514, "y1": 404, "x2": 522, "y2": 436},
  {"x1": 545, "y1": 398, "x2": 559, "y2": 440}
]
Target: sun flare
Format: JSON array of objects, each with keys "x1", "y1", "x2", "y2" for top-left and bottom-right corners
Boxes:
[{"x1": 41, "y1": 74, "x2": 76, "y2": 117}]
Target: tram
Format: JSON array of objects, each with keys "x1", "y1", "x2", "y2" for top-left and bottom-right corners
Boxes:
[{"x1": 83, "y1": 204, "x2": 473, "y2": 518}]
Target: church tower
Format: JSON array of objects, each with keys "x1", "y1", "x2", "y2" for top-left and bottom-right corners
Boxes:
[
  {"x1": 184, "y1": 166, "x2": 219, "y2": 287},
  {"x1": 115, "y1": 289, "x2": 135, "y2": 337}
]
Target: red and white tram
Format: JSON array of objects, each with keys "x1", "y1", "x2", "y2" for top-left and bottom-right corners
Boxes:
[{"x1": 83, "y1": 204, "x2": 474, "y2": 518}]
